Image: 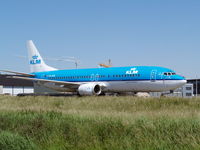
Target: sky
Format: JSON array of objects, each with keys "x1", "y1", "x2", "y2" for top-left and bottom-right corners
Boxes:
[{"x1": 0, "y1": 0, "x2": 199, "y2": 79}]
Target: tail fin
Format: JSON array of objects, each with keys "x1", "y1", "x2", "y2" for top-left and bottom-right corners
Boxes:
[{"x1": 27, "y1": 40, "x2": 57, "y2": 73}]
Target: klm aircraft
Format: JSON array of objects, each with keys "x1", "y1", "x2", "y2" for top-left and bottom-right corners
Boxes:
[{"x1": 2, "y1": 40, "x2": 186, "y2": 96}]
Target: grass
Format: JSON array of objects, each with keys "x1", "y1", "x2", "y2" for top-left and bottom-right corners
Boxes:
[{"x1": 0, "y1": 96, "x2": 200, "y2": 149}]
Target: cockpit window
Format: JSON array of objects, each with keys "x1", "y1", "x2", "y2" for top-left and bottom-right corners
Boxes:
[{"x1": 164, "y1": 72, "x2": 176, "y2": 76}]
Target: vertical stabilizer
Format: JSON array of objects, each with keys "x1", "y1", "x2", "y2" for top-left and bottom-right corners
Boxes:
[{"x1": 27, "y1": 40, "x2": 57, "y2": 73}]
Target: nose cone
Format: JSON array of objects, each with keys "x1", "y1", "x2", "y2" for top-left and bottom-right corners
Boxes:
[
  {"x1": 177, "y1": 79, "x2": 187, "y2": 86},
  {"x1": 174, "y1": 75, "x2": 187, "y2": 89},
  {"x1": 177, "y1": 75, "x2": 187, "y2": 85},
  {"x1": 164, "y1": 75, "x2": 187, "y2": 91}
]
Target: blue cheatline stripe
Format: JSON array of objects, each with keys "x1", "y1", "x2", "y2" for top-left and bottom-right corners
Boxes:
[{"x1": 36, "y1": 79, "x2": 184, "y2": 82}]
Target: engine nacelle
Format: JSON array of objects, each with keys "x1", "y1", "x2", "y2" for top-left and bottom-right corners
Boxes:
[{"x1": 78, "y1": 83, "x2": 101, "y2": 96}]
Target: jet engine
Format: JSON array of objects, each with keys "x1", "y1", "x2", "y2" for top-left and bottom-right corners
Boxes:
[{"x1": 78, "y1": 83, "x2": 101, "y2": 96}]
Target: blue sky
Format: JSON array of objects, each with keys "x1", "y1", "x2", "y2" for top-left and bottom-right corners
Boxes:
[{"x1": 0, "y1": 0, "x2": 199, "y2": 78}]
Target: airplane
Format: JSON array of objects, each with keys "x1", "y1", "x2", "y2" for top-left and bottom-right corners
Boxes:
[{"x1": 1, "y1": 40, "x2": 186, "y2": 96}]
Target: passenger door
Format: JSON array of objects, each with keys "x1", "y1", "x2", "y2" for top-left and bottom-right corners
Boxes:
[{"x1": 150, "y1": 70, "x2": 157, "y2": 82}]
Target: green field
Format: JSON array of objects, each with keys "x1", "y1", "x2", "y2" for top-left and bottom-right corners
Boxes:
[{"x1": 0, "y1": 96, "x2": 200, "y2": 150}]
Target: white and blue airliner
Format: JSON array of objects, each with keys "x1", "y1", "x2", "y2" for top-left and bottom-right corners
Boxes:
[{"x1": 2, "y1": 40, "x2": 186, "y2": 96}]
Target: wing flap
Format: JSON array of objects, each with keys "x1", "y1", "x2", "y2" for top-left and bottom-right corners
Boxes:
[
  {"x1": 8, "y1": 76, "x2": 81, "y2": 86},
  {"x1": 0, "y1": 70, "x2": 35, "y2": 77}
]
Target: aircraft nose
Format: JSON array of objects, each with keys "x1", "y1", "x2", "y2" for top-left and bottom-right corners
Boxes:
[
  {"x1": 178, "y1": 79, "x2": 187, "y2": 86},
  {"x1": 163, "y1": 75, "x2": 187, "y2": 91},
  {"x1": 177, "y1": 75, "x2": 187, "y2": 86},
  {"x1": 171, "y1": 79, "x2": 187, "y2": 90}
]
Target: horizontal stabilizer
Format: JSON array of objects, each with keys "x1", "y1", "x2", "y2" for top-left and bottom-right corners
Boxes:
[{"x1": 0, "y1": 70, "x2": 35, "y2": 77}]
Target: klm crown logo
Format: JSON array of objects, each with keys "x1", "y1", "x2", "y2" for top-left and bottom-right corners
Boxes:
[
  {"x1": 30, "y1": 55, "x2": 41, "y2": 65},
  {"x1": 32, "y1": 55, "x2": 38, "y2": 59}
]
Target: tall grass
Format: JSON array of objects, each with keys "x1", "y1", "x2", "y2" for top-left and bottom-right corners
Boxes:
[
  {"x1": 0, "y1": 96, "x2": 200, "y2": 149},
  {"x1": 0, "y1": 96, "x2": 200, "y2": 119}
]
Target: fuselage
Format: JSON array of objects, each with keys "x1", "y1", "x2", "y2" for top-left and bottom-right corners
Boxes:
[{"x1": 32, "y1": 66, "x2": 186, "y2": 93}]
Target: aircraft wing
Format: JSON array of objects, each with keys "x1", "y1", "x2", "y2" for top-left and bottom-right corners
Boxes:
[
  {"x1": 9, "y1": 76, "x2": 81, "y2": 86},
  {"x1": 7, "y1": 75, "x2": 108, "y2": 92},
  {"x1": 0, "y1": 70, "x2": 35, "y2": 77}
]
